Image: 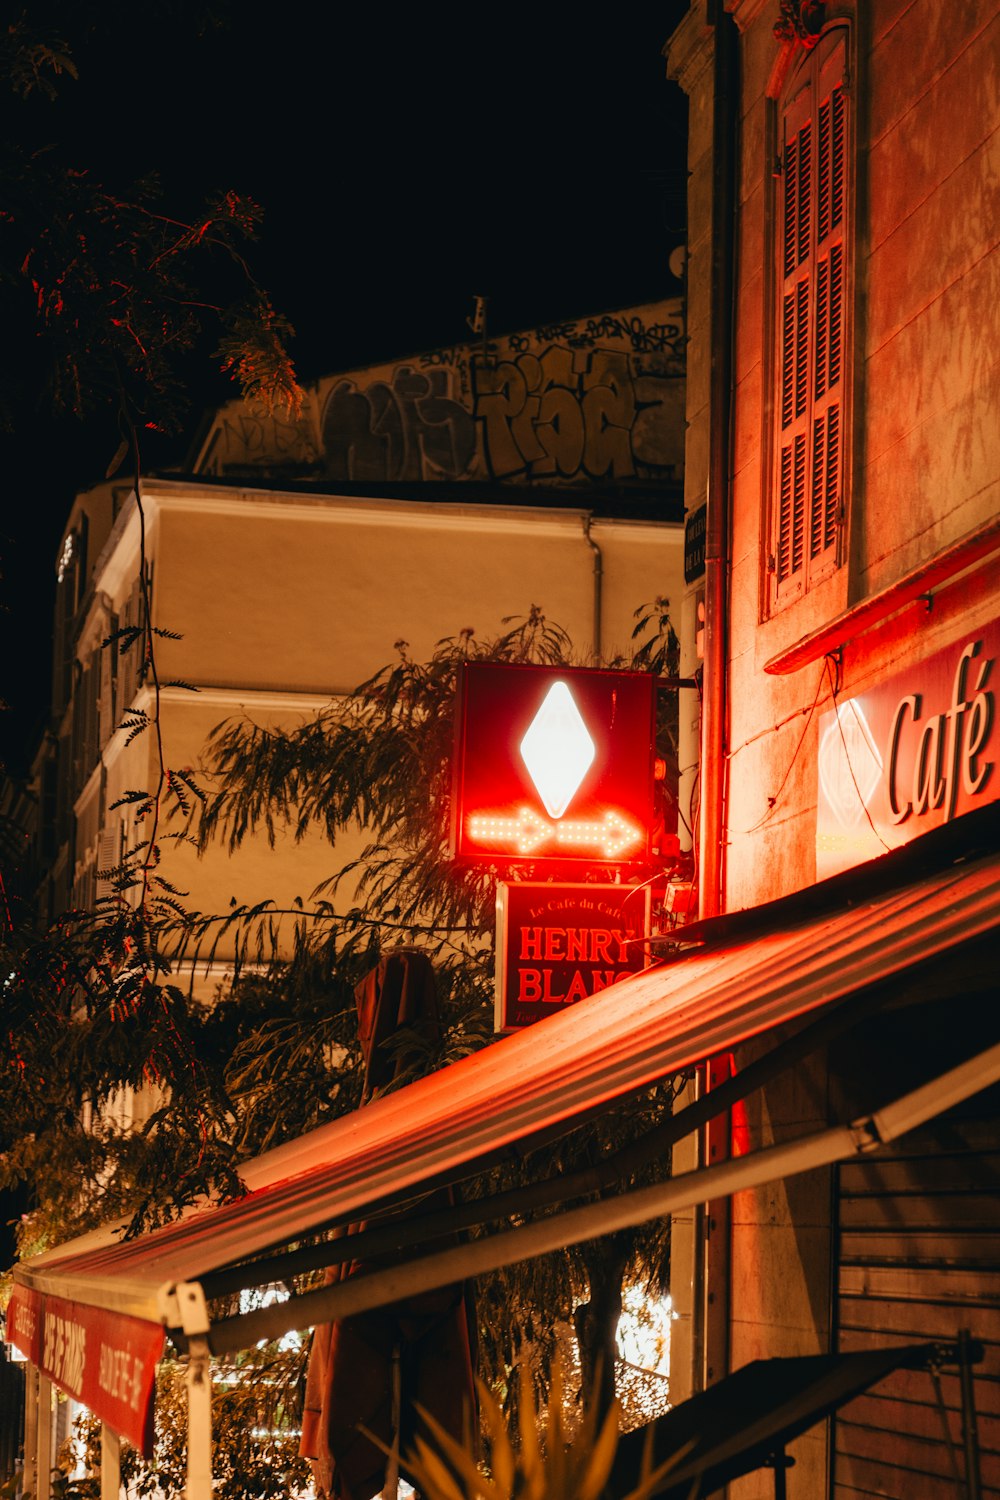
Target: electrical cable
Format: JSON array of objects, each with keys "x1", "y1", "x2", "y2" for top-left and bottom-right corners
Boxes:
[
  {"x1": 727, "y1": 658, "x2": 829, "y2": 837},
  {"x1": 823, "y1": 654, "x2": 892, "y2": 853}
]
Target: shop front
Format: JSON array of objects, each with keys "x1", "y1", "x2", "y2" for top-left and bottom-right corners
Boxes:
[{"x1": 6, "y1": 805, "x2": 1000, "y2": 1498}]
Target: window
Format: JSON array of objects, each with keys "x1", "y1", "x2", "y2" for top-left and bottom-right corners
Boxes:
[{"x1": 769, "y1": 28, "x2": 849, "y2": 609}]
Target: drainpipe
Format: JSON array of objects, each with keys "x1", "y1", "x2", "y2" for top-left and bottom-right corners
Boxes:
[
  {"x1": 583, "y1": 514, "x2": 603, "y2": 663},
  {"x1": 695, "y1": 0, "x2": 739, "y2": 1413},
  {"x1": 699, "y1": 1, "x2": 738, "y2": 921}
]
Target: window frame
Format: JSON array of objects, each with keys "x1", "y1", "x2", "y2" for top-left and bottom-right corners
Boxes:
[{"x1": 764, "y1": 24, "x2": 853, "y2": 617}]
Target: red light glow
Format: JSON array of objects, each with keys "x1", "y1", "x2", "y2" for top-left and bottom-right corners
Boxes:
[
  {"x1": 468, "y1": 807, "x2": 643, "y2": 860},
  {"x1": 452, "y1": 662, "x2": 657, "y2": 866}
]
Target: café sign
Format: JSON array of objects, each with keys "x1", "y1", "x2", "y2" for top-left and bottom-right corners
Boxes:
[
  {"x1": 816, "y1": 624, "x2": 996, "y2": 877},
  {"x1": 495, "y1": 881, "x2": 649, "y2": 1030}
]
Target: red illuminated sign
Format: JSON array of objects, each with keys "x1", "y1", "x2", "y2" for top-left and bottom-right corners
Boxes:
[
  {"x1": 451, "y1": 663, "x2": 657, "y2": 866},
  {"x1": 816, "y1": 623, "x2": 998, "y2": 877},
  {"x1": 495, "y1": 881, "x2": 649, "y2": 1030}
]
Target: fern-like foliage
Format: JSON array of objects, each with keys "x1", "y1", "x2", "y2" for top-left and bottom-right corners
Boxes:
[
  {"x1": 200, "y1": 609, "x2": 577, "y2": 938},
  {"x1": 1, "y1": 602, "x2": 686, "y2": 1475},
  {"x1": 187, "y1": 605, "x2": 685, "y2": 1420},
  {"x1": 400, "y1": 1359, "x2": 686, "y2": 1500}
]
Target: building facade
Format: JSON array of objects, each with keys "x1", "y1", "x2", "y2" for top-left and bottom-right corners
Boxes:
[
  {"x1": 32, "y1": 300, "x2": 688, "y2": 993},
  {"x1": 16, "y1": 13, "x2": 1000, "y2": 1489},
  {"x1": 667, "y1": 1, "x2": 1000, "y2": 1494}
]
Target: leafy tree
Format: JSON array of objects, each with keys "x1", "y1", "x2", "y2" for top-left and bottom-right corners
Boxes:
[
  {"x1": 193, "y1": 603, "x2": 684, "y2": 1424},
  {"x1": 60, "y1": 1345, "x2": 312, "y2": 1500},
  {"x1": 0, "y1": 0, "x2": 306, "y2": 1241},
  {"x1": 0, "y1": 1, "x2": 303, "y2": 800},
  {"x1": 0, "y1": 5, "x2": 302, "y2": 443},
  {"x1": 0, "y1": 15, "x2": 315, "y2": 1484},
  {"x1": 2, "y1": 603, "x2": 684, "y2": 1500}
]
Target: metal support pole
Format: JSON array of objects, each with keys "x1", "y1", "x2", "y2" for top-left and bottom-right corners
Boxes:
[
  {"x1": 186, "y1": 1334, "x2": 213, "y2": 1500},
  {"x1": 383, "y1": 1344, "x2": 401, "y2": 1500},
  {"x1": 209, "y1": 1038, "x2": 1000, "y2": 1355},
  {"x1": 768, "y1": 1449, "x2": 794, "y2": 1500},
  {"x1": 698, "y1": 0, "x2": 738, "y2": 920},
  {"x1": 959, "y1": 1327, "x2": 982, "y2": 1500},
  {"x1": 36, "y1": 1374, "x2": 53, "y2": 1500},
  {"x1": 163, "y1": 1279, "x2": 214, "y2": 1500},
  {"x1": 22, "y1": 1362, "x2": 39, "y2": 1500},
  {"x1": 582, "y1": 514, "x2": 603, "y2": 663},
  {"x1": 702, "y1": 1053, "x2": 732, "y2": 1392},
  {"x1": 100, "y1": 1423, "x2": 121, "y2": 1500}
]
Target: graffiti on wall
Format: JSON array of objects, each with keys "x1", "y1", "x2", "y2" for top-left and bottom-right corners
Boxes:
[
  {"x1": 195, "y1": 300, "x2": 684, "y2": 487},
  {"x1": 321, "y1": 365, "x2": 476, "y2": 482},
  {"x1": 199, "y1": 409, "x2": 319, "y2": 477},
  {"x1": 474, "y1": 347, "x2": 654, "y2": 481},
  {"x1": 467, "y1": 305, "x2": 684, "y2": 482},
  {"x1": 503, "y1": 311, "x2": 684, "y2": 358}
]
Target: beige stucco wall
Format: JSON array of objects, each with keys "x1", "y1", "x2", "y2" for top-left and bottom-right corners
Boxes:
[
  {"x1": 78, "y1": 479, "x2": 683, "y2": 982},
  {"x1": 148, "y1": 489, "x2": 675, "y2": 695},
  {"x1": 860, "y1": 1, "x2": 1000, "y2": 587}
]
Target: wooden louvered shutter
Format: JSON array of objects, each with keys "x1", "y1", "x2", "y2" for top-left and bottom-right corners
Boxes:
[
  {"x1": 116, "y1": 590, "x2": 132, "y2": 718},
  {"x1": 82, "y1": 656, "x2": 99, "y2": 781},
  {"x1": 105, "y1": 610, "x2": 119, "y2": 737},
  {"x1": 777, "y1": 70, "x2": 813, "y2": 596},
  {"x1": 811, "y1": 38, "x2": 846, "y2": 569},
  {"x1": 118, "y1": 576, "x2": 142, "y2": 714},
  {"x1": 98, "y1": 623, "x2": 113, "y2": 748},
  {"x1": 95, "y1": 823, "x2": 119, "y2": 903},
  {"x1": 773, "y1": 31, "x2": 847, "y2": 606}
]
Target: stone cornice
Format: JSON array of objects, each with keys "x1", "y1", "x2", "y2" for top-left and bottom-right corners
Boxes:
[
  {"x1": 664, "y1": 5, "x2": 714, "y2": 95},
  {"x1": 729, "y1": 0, "x2": 774, "y2": 34}
]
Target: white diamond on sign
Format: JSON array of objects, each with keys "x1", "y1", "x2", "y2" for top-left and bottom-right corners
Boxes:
[
  {"x1": 818, "y1": 700, "x2": 883, "y2": 828},
  {"x1": 519, "y1": 681, "x2": 596, "y2": 819}
]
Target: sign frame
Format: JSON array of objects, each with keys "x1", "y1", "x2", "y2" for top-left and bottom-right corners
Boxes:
[
  {"x1": 451, "y1": 662, "x2": 658, "y2": 869},
  {"x1": 495, "y1": 880, "x2": 651, "y2": 1032}
]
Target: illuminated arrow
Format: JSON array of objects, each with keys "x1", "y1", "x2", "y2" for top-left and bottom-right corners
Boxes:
[
  {"x1": 552, "y1": 811, "x2": 644, "y2": 859},
  {"x1": 467, "y1": 808, "x2": 643, "y2": 859},
  {"x1": 467, "y1": 808, "x2": 550, "y2": 854}
]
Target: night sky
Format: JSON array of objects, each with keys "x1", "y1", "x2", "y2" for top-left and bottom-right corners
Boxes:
[{"x1": 0, "y1": 3, "x2": 689, "y2": 777}]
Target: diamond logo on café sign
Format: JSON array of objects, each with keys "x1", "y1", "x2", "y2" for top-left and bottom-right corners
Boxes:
[
  {"x1": 818, "y1": 699, "x2": 883, "y2": 828},
  {"x1": 519, "y1": 681, "x2": 596, "y2": 819}
]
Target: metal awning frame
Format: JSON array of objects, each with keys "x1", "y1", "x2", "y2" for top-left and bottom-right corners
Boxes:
[
  {"x1": 9, "y1": 817, "x2": 1000, "y2": 1500},
  {"x1": 16, "y1": 1035, "x2": 1000, "y2": 1500},
  {"x1": 148, "y1": 1040, "x2": 1000, "y2": 1500},
  {"x1": 23, "y1": 842, "x2": 997, "y2": 1329},
  {"x1": 193, "y1": 975, "x2": 883, "y2": 1307},
  {"x1": 188, "y1": 1037, "x2": 1000, "y2": 1353}
]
